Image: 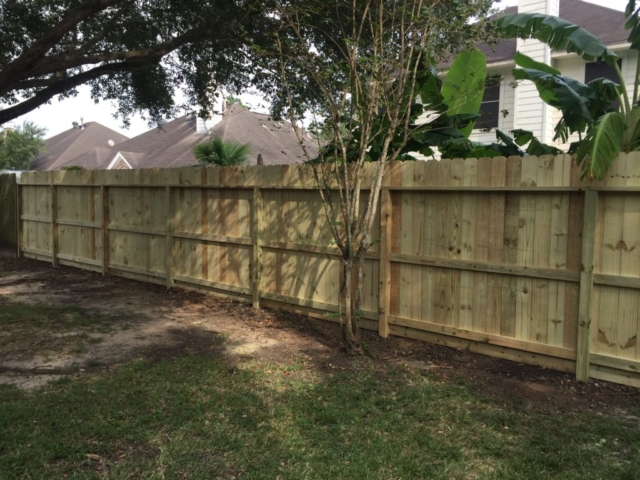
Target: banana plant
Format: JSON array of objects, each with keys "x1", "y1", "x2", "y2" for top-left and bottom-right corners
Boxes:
[
  {"x1": 497, "y1": 1, "x2": 640, "y2": 179},
  {"x1": 315, "y1": 46, "x2": 565, "y2": 161},
  {"x1": 406, "y1": 48, "x2": 561, "y2": 160}
]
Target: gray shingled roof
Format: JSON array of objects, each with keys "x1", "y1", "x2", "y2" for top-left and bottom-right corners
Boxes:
[
  {"x1": 114, "y1": 104, "x2": 318, "y2": 169},
  {"x1": 31, "y1": 122, "x2": 128, "y2": 171},
  {"x1": 55, "y1": 146, "x2": 115, "y2": 170},
  {"x1": 207, "y1": 105, "x2": 318, "y2": 166},
  {"x1": 443, "y1": 0, "x2": 628, "y2": 68}
]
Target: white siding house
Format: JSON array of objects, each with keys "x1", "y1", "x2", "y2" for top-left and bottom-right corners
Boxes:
[{"x1": 468, "y1": 0, "x2": 634, "y2": 151}]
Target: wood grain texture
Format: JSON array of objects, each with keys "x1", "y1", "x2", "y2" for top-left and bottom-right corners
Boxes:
[
  {"x1": 15, "y1": 158, "x2": 640, "y2": 388},
  {"x1": 577, "y1": 191, "x2": 598, "y2": 382}
]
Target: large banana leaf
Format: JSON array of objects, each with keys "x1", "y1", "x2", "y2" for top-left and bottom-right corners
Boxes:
[
  {"x1": 513, "y1": 52, "x2": 560, "y2": 75},
  {"x1": 576, "y1": 112, "x2": 626, "y2": 179},
  {"x1": 526, "y1": 138, "x2": 563, "y2": 156},
  {"x1": 624, "y1": 1, "x2": 640, "y2": 50},
  {"x1": 418, "y1": 66, "x2": 446, "y2": 114},
  {"x1": 497, "y1": 13, "x2": 618, "y2": 64},
  {"x1": 513, "y1": 67, "x2": 593, "y2": 132},
  {"x1": 441, "y1": 49, "x2": 487, "y2": 137}
]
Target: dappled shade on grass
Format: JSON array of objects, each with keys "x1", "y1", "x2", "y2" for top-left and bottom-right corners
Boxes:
[{"x1": 1, "y1": 355, "x2": 639, "y2": 479}]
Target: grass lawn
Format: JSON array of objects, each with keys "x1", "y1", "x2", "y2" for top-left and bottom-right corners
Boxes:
[{"x1": 1, "y1": 351, "x2": 639, "y2": 479}]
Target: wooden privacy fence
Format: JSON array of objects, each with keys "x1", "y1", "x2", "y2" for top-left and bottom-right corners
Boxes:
[{"x1": 16, "y1": 155, "x2": 640, "y2": 388}]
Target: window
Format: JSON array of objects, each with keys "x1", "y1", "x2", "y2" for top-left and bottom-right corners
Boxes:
[
  {"x1": 585, "y1": 60, "x2": 621, "y2": 84},
  {"x1": 475, "y1": 76, "x2": 501, "y2": 130},
  {"x1": 585, "y1": 60, "x2": 622, "y2": 110}
]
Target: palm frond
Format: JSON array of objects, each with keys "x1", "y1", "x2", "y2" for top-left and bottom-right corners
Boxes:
[
  {"x1": 193, "y1": 138, "x2": 251, "y2": 166},
  {"x1": 576, "y1": 112, "x2": 626, "y2": 180}
]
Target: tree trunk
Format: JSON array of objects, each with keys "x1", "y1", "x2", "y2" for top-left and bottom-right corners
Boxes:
[{"x1": 341, "y1": 258, "x2": 363, "y2": 355}]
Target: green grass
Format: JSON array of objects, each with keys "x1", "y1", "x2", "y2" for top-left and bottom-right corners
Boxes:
[{"x1": 1, "y1": 355, "x2": 639, "y2": 479}]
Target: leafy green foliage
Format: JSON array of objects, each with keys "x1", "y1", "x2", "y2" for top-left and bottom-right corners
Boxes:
[
  {"x1": 497, "y1": 5, "x2": 640, "y2": 179},
  {"x1": 226, "y1": 95, "x2": 248, "y2": 109},
  {"x1": 312, "y1": 50, "x2": 565, "y2": 163},
  {"x1": 0, "y1": 0, "x2": 274, "y2": 126},
  {"x1": 441, "y1": 49, "x2": 487, "y2": 137},
  {"x1": 497, "y1": 12, "x2": 618, "y2": 64},
  {"x1": 576, "y1": 112, "x2": 626, "y2": 179},
  {"x1": 0, "y1": 121, "x2": 46, "y2": 170},
  {"x1": 193, "y1": 137, "x2": 250, "y2": 167},
  {"x1": 61, "y1": 166, "x2": 86, "y2": 171}
]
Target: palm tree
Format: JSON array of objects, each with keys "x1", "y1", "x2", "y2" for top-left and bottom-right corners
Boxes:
[{"x1": 193, "y1": 138, "x2": 251, "y2": 166}]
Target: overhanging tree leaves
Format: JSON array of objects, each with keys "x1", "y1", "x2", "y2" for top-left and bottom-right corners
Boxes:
[{"x1": 0, "y1": 0, "x2": 272, "y2": 126}]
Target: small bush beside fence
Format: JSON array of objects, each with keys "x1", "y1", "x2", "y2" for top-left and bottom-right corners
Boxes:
[{"x1": 15, "y1": 155, "x2": 640, "y2": 387}]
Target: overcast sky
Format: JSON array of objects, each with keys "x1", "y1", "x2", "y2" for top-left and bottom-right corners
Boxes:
[{"x1": 8, "y1": 0, "x2": 630, "y2": 140}]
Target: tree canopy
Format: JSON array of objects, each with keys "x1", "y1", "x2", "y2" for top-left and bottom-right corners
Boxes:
[
  {"x1": 0, "y1": 121, "x2": 46, "y2": 170},
  {"x1": 0, "y1": 0, "x2": 273, "y2": 126},
  {"x1": 0, "y1": 0, "x2": 500, "y2": 129}
]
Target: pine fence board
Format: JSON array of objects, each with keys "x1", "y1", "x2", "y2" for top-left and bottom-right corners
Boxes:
[{"x1": 13, "y1": 156, "x2": 640, "y2": 387}]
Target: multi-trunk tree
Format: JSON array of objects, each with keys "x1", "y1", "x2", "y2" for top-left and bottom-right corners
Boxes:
[{"x1": 268, "y1": 0, "x2": 496, "y2": 354}]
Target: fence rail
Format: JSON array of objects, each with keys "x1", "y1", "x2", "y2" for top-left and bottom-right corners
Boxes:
[{"x1": 15, "y1": 155, "x2": 640, "y2": 388}]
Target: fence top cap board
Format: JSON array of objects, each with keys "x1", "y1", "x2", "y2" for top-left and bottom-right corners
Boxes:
[{"x1": 17, "y1": 153, "x2": 640, "y2": 190}]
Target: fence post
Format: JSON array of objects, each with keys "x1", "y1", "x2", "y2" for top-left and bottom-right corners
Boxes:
[
  {"x1": 165, "y1": 186, "x2": 175, "y2": 289},
  {"x1": 15, "y1": 178, "x2": 21, "y2": 258},
  {"x1": 101, "y1": 185, "x2": 110, "y2": 276},
  {"x1": 49, "y1": 172, "x2": 58, "y2": 267},
  {"x1": 576, "y1": 190, "x2": 598, "y2": 383},
  {"x1": 252, "y1": 186, "x2": 263, "y2": 308},
  {"x1": 378, "y1": 188, "x2": 392, "y2": 338}
]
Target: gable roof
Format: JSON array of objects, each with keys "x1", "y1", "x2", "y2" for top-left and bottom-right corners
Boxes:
[
  {"x1": 105, "y1": 114, "x2": 212, "y2": 168},
  {"x1": 114, "y1": 104, "x2": 318, "y2": 169},
  {"x1": 469, "y1": 0, "x2": 628, "y2": 67},
  {"x1": 207, "y1": 105, "x2": 318, "y2": 165},
  {"x1": 31, "y1": 122, "x2": 128, "y2": 171},
  {"x1": 55, "y1": 147, "x2": 115, "y2": 170}
]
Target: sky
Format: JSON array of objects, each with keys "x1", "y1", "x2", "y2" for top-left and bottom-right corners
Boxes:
[{"x1": 6, "y1": 0, "x2": 630, "y2": 140}]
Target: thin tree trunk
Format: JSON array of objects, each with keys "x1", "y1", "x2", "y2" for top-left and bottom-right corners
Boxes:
[
  {"x1": 342, "y1": 257, "x2": 363, "y2": 355},
  {"x1": 353, "y1": 251, "x2": 367, "y2": 341}
]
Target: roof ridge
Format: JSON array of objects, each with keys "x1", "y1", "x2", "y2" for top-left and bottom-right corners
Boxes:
[{"x1": 47, "y1": 123, "x2": 97, "y2": 170}]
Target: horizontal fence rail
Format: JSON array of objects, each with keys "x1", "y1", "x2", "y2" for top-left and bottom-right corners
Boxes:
[{"x1": 15, "y1": 155, "x2": 640, "y2": 388}]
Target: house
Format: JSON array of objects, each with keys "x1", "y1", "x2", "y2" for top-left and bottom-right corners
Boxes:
[
  {"x1": 31, "y1": 120, "x2": 129, "y2": 171},
  {"x1": 101, "y1": 103, "x2": 318, "y2": 170},
  {"x1": 46, "y1": 102, "x2": 318, "y2": 170},
  {"x1": 469, "y1": 0, "x2": 634, "y2": 150}
]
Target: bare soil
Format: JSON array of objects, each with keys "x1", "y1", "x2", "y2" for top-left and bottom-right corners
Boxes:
[{"x1": 1, "y1": 252, "x2": 638, "y2": 418}]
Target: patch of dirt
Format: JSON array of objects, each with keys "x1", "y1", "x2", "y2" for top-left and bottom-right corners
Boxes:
[{"x1": 0, "y1": 252, "x2": 639, "y2": 418}]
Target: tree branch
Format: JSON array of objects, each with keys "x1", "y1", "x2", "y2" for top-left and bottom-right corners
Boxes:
[
  {"x1": 21, "y1": 25, "x2": 211, "y2": 82},
  {"x1": 0, "y1": 0, "x2": 129, "y2": 94},
  {"x1": 0, "y1": 59, "x2": 156, "y2": 125}
]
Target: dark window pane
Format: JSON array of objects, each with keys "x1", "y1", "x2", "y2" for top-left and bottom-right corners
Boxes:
[
  {"x1": 585, "y1": 60, "x2": 622, "y2": 110},
  {"x1": 585, "y1": 60, "x2": 621, "y2": 83},
  {"x1": 475, "y1": 76, "x2": 500, "y2": 130},
  {"x1": 483, "y1": 78, "x2": 501, "y2": 102},
  {"x1": 476, "y1": 100, "x2": 500, "y2": 129}
]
